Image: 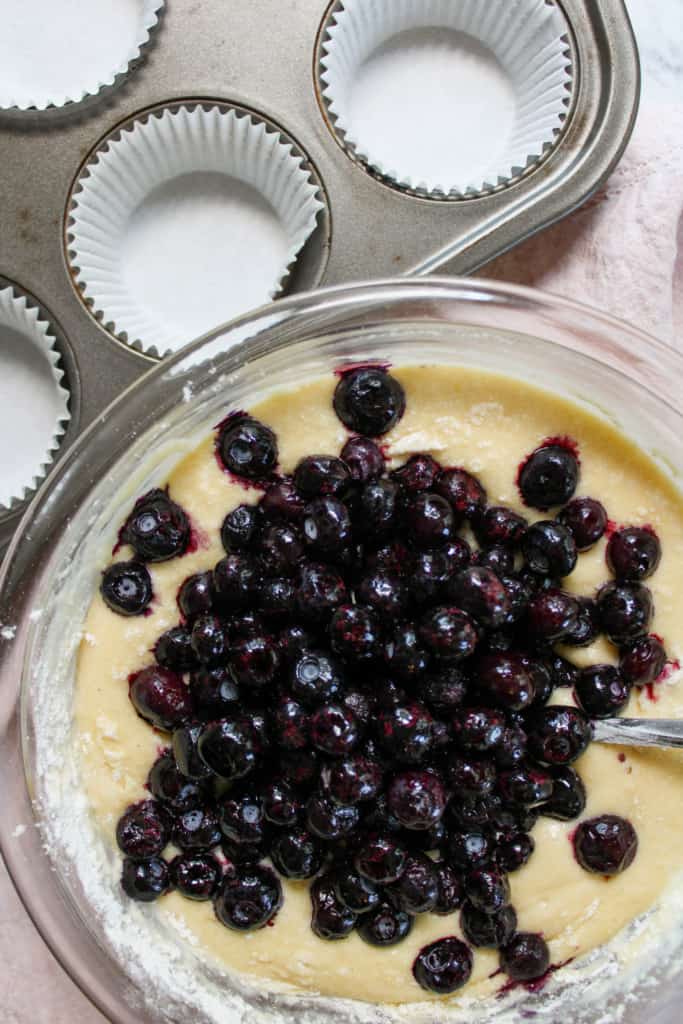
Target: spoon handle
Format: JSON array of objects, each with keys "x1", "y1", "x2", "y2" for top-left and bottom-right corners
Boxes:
[{"x1": 592, "y1": 717, "x2": 683, "y2": 749}]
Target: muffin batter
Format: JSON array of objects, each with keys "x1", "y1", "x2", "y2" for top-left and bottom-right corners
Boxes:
[{"x1": 74, "y1": 365, "x2": 683, "y2": 1005}]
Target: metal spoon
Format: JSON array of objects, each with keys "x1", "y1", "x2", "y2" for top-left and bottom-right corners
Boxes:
[{"x1": 592, "y1": 718, "x2": 683, "y2": 749}]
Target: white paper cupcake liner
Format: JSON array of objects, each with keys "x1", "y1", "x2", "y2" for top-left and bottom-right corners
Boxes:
[
  {"x1": 0, "y1": 286, "x2": 70, "y2": 511},
  {"x1": 320, "y1": 0, "x2": 574, "y2": 197},
  {"x1": 66, "y1": 103, "x2": 325, "y2": 357},
  {"x1": 0, "y1": 0, "x2": 164, "y2": 113}
]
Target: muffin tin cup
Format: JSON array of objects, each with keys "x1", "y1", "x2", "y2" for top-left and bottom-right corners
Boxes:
[
  {"x1": 66, "y1": 103, "x2": 325, "y2": 357},
  {"x1": 0, "y1": 285, "x2": 70, "y2": 511},
  {"x1": 0, "y1": 0, "x2": 165, "y2": 114},
  {"x1": 320, "y1": 0, "x2": 574, "y2": 197}
]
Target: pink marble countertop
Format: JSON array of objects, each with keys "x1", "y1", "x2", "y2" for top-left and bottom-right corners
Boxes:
[{"x1": 2, "y1": 2, "x2": 681, "y2": 1021}]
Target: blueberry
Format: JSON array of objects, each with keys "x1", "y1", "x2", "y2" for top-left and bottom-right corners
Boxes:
[
  {"x1": 101, "y1": 561, "x2": 153, "y2": 616},
  {"x1": 221, "y1": 504, "x2": 260, "y2": 552},
  {"x1": 377, "y1": 702, "x2": 434, "y2": 763},
  {"x1": 526, "y1": 706, "x2": 591, "y2": 766},
  {"x1": 177, "y1": 571, "x2": 215, "y2": 621},
  {"x1": 461, "y1": 903, "x2": 517, "y2": 948},
  {"x1": 340, "y1": 435, "x2": 385, "y2": 482},
  {"x1": 448, "y1": 566, "x2": 510, "y2": 629},
  {"x1": 501, "y1": 931, "x2": 550, "y2": 981},
  {"x1": 356, "y1": 570, "x2": 408, "y2": 617},
  {"x1": 474, "y1": 506, "x2": 527, "y2": 547},
  {"x1": 563, "y1": 597, "x2": 601, "y2": 648},
  {"x1": 540, "y1": 766, "x2": 586, "y2": 821},
  {"x1": 357, "y1": 903, "x2": 412, "y2": 946},
  {"x1": 413, "y1": 937, "x2": 473, "y2": 994},
  {"x1": 452, "y1": 708, "x2": 507, "y2": 754},
  {"x1": 327, "y1": 755, "x2": 383, "y2": 805},
  {"x1": 495, "y1": 832, "x2": 535, "y2": 872},
  {"x1": 290, "y1": 648, "x2": 344, "y2": 705},
  {"x1": 197, "y1": 718, "x2": 257, "y2": 779},
  {"x1": 388, "y1": 771, "x2": 446, "y2": 830},
  {"x1": 189, "y1": 666, "x2": 240, "y2": 720},
  {"x1": 403, "y1": 492, "x2": 455, "y2": 548},
  {"x1": 311, "y1": 704, "x2": 360, "y2": 757},
  {"x1": 410, "y1": 549, "x2": 454, "y2": 605},
  {"x1": 355, "y1": 834, "x2": 408, "y2": 884},
  {"x1": 229, "y1": 634, "x2": 280, "y2": 689},
  {"x1": 217, "y1": 415, "x2": 278, "y2": 481},
  {"x1": 391, "y1": 453, "x2": 441, "y2": 493},
  {"x1": 597, "y1": 581, "x2": 653, "y2": 643},
  {"x1": 384, "y1": 622, "x2": 430, "y2": 682},
  {"x1": 447, "y1": 829, "x2": 491, "y2": 870},
  {"x1": 170, "y1": 854, "x2": 221, "y2": 900},
  {"x1": 306, "y1": 793, "x2": 360, "y2": 841},
  {"x1": 435, "y1": 467, "x2": 487, "y2": 519},
  {"x1": 173, "y1": 723, "x2": 213, "y2": 780},
  {"x1": 607, "y1": 526, "x2": 661, "y2": 581},
  {"x1": 310, "y1": 874, "x2": 357, "y2": 939},
  {"x1": 148, "y1": 753, "x2": 205, "y2": 812},
  {"x1": 418, "y1": 667, "x2": 468, "y2": 714},
  {"x1": 419, "y1": 606, "x2": 478, "y2": 663},
  {"x1": 261, "y1": 779, "x2": 301, "y2": 828},
  {"x1": 190, "y1": 615, "x2": 228, "y2": 666},
  {"x1": 172, "y1": 805, "x2": 222, "y2": 852},
  {"x1": 116, "y1": 800, "x2": 168, "y2": 859},
  {"x1": 619, "y1": 635, "x2": 667, "y2": 685},
  {"x1": 294, "y1": 455, "x2": 351, "y2": 498},
  {"x1": 476, "y1": 653, "x2": 536, "y2": 711},
  {"x1": 495, "y1": 725, "x2": 528, "y2": 770},
  {"x1": 433, "y1": 862, "x2": 465, "y2": 914},
  {"x1": 214, "y1": 865, "x2": 282, "y2": 930},
  {"x1": 259, "y1": 477, "x2": 306, "y2": 521},
  {"x1": 519, "y1": 445, "x2": 579, "y2": 510},
  {"x1": 357, "y1": 479, "x2": 401, "y2": 539},
  {"x1": 272, "y1": 696, "x2": 309, "y2": 750},
  {"x1": 464, "y1": 867, "x2": 510, "y2": 914},
  {"x1": 334, "y1": 865, "x2": 382, "y2": 913},
  {"x1": 271, "y1": 828, "x2": 325, "y2": 879},
  {"x1": 389, "y1": 853, "x2": 439, "y2": 913},
  {"x1": 557, "y1": 497, "x2": 607, "y2": 550},
  {"x1": 333, "y1": 367, "x2": 406, "y2": 437},
  {"x1": 496, "y1": 767, "x2": 553, "y2": 806},
  {"x1": 574, "y1": 814, "x2": 638, "y2": 875},
  {"x1": 277, "y1": 624, "x2": 315, "y2": 664},
  {"x1": 297, "y1": 563, "x2": 348, "y2": 623},
  {"x1": 259, "y1": 523, "x2": 304, "y2": 577},
  {"x1": 446, "y1": 756, "x2": 496, "y2": 799},
  {"x1": 213, "y1": 554, "x2": 258, "y2": 611},
  {"x1": 121, "y1": 857, "x2": 170, "y2": 902},
  {"x1": 129, "y1": 666, "x2": 193, "y2": 731},
  {"x1": 575, "y1": 664, "x2": 631, "y2": 718},
  {"x1": 122, "y1": 489, "x2": 190, "y2": 562},
  {"x1": 303, "y1": 496, "x2": 352, "y2": 558},
  {"x1": 547, "y1": 653, "x2": 581, "y2": 690},
  {"x1": 474, "y1": 545, "x2": 514, "y2": 575},
  {"x1": 329, "y1": 604, "x2": 382, "y2": 662},
  {"x1": 523, "y1": 521, "x2": 577, "y2": 577},
  {"x1": 278, "y1": 749, "x2": 320, "y2": 790},
  {"x1": 155, "y1": 626, "x2": 196, "y2": 672},
  {"x1": 527, "y1": 588, "x2": 580, "y2": 643}
]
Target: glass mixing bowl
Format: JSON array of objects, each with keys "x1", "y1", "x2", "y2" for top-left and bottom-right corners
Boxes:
[{"x1": 1, "y1": 278, "x2": 682, "y2": 1024}]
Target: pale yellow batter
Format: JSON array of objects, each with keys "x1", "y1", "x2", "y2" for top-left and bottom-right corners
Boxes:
[{"x1": 74, "y1": 366, "x2": 683, "y2": 1005}]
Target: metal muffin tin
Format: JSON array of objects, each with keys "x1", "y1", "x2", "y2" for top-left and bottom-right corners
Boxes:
[{"x1": 0, "y1": 0, "x2": 639, "y2": 550}]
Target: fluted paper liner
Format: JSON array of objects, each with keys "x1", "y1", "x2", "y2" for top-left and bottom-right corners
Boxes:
[
  {"x1": 0, "y1": 1, "x2": 164, "y2": 112},
  {"x1": 0, "y1": 286, "x2": 70, "y2": 510},
  {"x1": 320, "y1": 0, "x2": 573, "y2": 197},
  {"x1": 67, "y1": 104, "x2": 325, "y2": 357}
]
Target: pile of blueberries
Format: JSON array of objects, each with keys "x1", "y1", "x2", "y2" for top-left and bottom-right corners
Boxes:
[{"x1": 104, "y1": 366, "x2": 661, "y2": 996}]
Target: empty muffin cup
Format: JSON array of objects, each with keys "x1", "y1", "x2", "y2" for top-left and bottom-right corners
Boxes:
[
  {"x1": 0, "y1": 0, "x2": 164, "y2": 112},
  {"x1": 66, "y1": 103, "x2": 325, "y2": 356},
  {"x1": 319, "y1": 0, "x2": 574, "y2": 197},
  {"x1": 0, "y1": 285, "x2": 70, "y2": 510}
]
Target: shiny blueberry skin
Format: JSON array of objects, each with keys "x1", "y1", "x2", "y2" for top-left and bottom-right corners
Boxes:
[
  {"x1": 384, "y1": 622, "x2": 430, "y2": 682},
  {"x1": 278, "y1": 749, "x2": 320, "y2": 789},
  {"x1": 329, "y1": 604, "x2": 382, "y2": 662},
  {"x1": 452, "y1": 708, "x2": 507, "y2": 755},
  {"x1": 404, "y1": 492, "x2": 456, "y2": 548},
  {"x1": 170, "y1": 853, "x2": 221, "y2": 900},
  {"x1": 619, "y1": 634, "x2": 667, "y2": 685},
  {"x1": 607, "y1": 526, "x2": 661, "y2": 582},
  {"x1": 214, "y1": 865, "x2": 282, "y2": 930},
  {"x1": 419, "y1": 606, "x2": 479, "y2": 663},
  {"x1": 464, "y1": 867, "x2": 511, "y2": 915},
  {"x1": 116, "y1": 800, "x2": 168, "y2": 859},
  {"x1": 435, "y1": 468, "x2": 487, "y2": 520},
  {"x1": 519, "y1": 445, "x2": 579, "y2": 510},
  {"x1": 334, "y1": 865, "x2": 382, "y2": 913},
  {"x1": 155, "y1": 626, "x2": 196, "y2": 672},
  {"x1": 257, "y1": 578, "x2": 295, "y2": 620},
  {"x1": 410, "y1": 549, "x2": 453, "y2": 605},
  {"x1": 213, "y1": 554, "x2": 258, "y2": 612},
  {"x1": 333, "y1": 367, "x2": 406, "y2": 437},
  {"x1": 327, "y1": 755, "x2": 383, "y2": 805},
  {"x1": 540, "y1": 766, "x2": 586, "y2": 821},
  {"x1": 303, "y1": 496, "x2": 352, "y2": 558},
  {"x1": 189, "y1": 666, "x2": 240, "y2": 720},
  {"x1": 219, "y1": 791, "x2": 267, "y2": 848},
  {"x1": 474, "y1": 506, "x2": 528, "y2": 547},
  {"x1": 122, "y1": 488, "x2": 190, "y2": 562},
  {"x1": 527, "y1": 587, "x2": 580, "y2": 643},
  {"x1": 259, "y1": 477, "x2": 306, "y2": 522},
  {"x1": 523, "y1": 520, "x2": 578, "y2": 578},
  {"x1": 574, "y1": 814, "x2": 638, "y2": 875},
  {"x1": 190, "y1": 615, "x2": 228, "y2": 666},
  {"x1": 261, "y1": 778, "x2": 301, "y2": 828},
  {"x1": 306, "y1": 793, "x2": 360, "y2": 841},
  {"x1": 172, "y1": 805, "x2": 222, "y2": 852},
  {"x1": 461, "y1": 903, "x2": 517, "y2": 949},
  {"x1": 129, "y1": 666, "x2": 193, "y2": 731},
  {"x1": 229, "y1": 634, "x2": 280, "y2": 689},
  {"x1": 392, "y1": 453, "x2": 441, "y2": 493},
  {"x1": 357, "y1": 570, "x2": 408, "y2": 617},
  {"x1": 297, "y1": 563, "x2": 348, "y2": 623},
  {"x1": 272, "y1": 696, "x2": 309, "y2": 750},
  {"x1": 413, "y1": 937, "x2": 473, "y2": 994},
  {"x1": 418, "y1": 667, "x2": 468, "y2": 714},
  {"x1": 259, "y1": 523, "x2": 304, "y2": 577},
  {"x1": 355, "y1": 834, "x2": 408, "y2": 884},
  {"x1": 294, "y1": 455, "x2": 351, "y2": 498},
  {"x1": 474, "y1": 545, "x2": 514, "y2": 575},
  {"x1": 495, "y1": 832, "x2": 535, "y2": 873},
  {"x1": 358, "y1": 903, "x2": 413, "y2": 946},
  {"x1": 218, "y1": 416, "x2": 278, "y2": 481},
  {"x1": 526, "y1": 705, "x2": 591, "y2": 766},
  {"x1": 378, "y1": 702, "x2": 434, "y2": 763},
  {"x1": 148, "y1": 753, "x2": 204, "y2": 813},
  {"x1": 497, "y1": 767, "x2": 553, "y2": 807},
  {"x1": 178, "y1": 571, "x2": 215, "y2": 621},
  {"x1": 357, "y1": 479, "x2": 400, "y2": 538},
  {"x1": 121, "y1": 857, "x2": 170, "y2": 902},
  {"x1": 271, "y1": 828, "x2": 325, "y2": 879},
  {"x1": 340, "y1": 435, "x2": 385, "y2": 482},
  {"x1": 197, "y1": 718, "x2": 257, "y2": 780},
  {"x1": 311, "y1": 704, "x2": 360, "y2": 757},
  {"x1": 447, "y1": 829, "x2": 491, "y2": 870},
  {"x1": 575, "y1": 664, "x2": 631, "y2": 718},
  {"x1": 547, "y1": 653, "x2": 581, "y2": 690},
  {"x1": 500, "y1": 932, "x2": 551, "y2": 982},
  {"x1": 388, "y1": 771, "x2": 447, "y2": 830},
  {"x1": 390, "y1": 853, "x2": 439, "y2": 913},
  {"x1": 173, "y1": 723, "x2": 213, "y2": 780},
  {"x1": 290, "y1": 648, "x2": 344, "y2": 705},
  {"x1": 447, "y1": 755, "x2": 495, "y2": 799},
  {"x1": 101, "y1": 561, "x2": 153, "y2": 616},
  {"x1": 597, "y1": 581, "x2": 653, "y2": 643},
  {"x1": 310, "y1": 874, "x2": 357, "y2": 939},
  {"x1": 221, "y1": 504, "x2": 260, "y2": 553},
  {"x1": 477, "y1": 653, "x2": 536, "y2": 711},
  {"x1": 563, "y1": 596, "x2": 601, "y2": 647},
  {"x1": 277, "y1": 624, "x2": 314, "y2": 665},
  {"x1": 495, "y1": 725, "x2": 528, "y2": 770},
  {"x1": 448, "y1": 566, "x2": 510, "y2": 629},
  {"x1": 557, "y1": 497, "x2": 607, "y2": 550},
  {"x1": 433, "y1": 863, "x2": 465, "y2": 914}
]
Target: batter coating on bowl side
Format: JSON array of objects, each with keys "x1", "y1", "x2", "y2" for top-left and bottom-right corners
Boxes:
[{"x1": 74, "y1": 365, "x2": 683, "y2": 1005}]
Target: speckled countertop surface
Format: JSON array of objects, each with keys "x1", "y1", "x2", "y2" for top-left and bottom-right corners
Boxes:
[{"x1": 2, "y1": 2, "x2": 681, "y2": 1021}]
